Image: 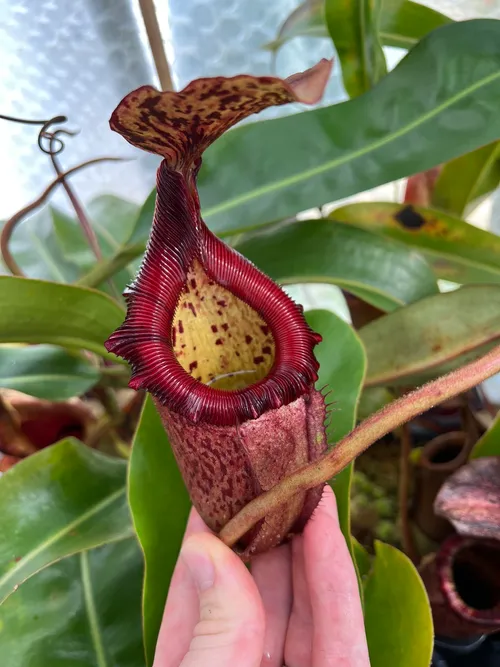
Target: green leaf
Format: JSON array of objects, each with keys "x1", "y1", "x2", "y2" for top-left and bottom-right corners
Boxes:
[
  {"x1": 126, "y1": 189, "x2": 157, "y2": 247},
  {"x1": 364, "y1": 541, "x2": 433, "y2": 667},
  {"x1": 0, "y1": 276, "x2": 124, "y2": 359},
  {"x1": 129, "y1": 397, "x2": 190, "y2": 666},
  {"x1": 353, "y1": 537, "x2": 372, "y2": 578},
  {"x1": 432, "y1": 141, "x2": 500, "y2": 216},
  {"x1": 305, "y1": 310, "x2": 366, "y2": 595},
  {"x1": 199, "y1": 20, "x2": 500, "y2": 235},
  {"x1": 0, "y1": 439, "x2": 132, "y2": 606},
  {"x1": 306, "y1": 309, "x2": 366, "y2": 441},
  {"x1": 51, "y1": 207, "x2": 95, "y2": 269},
  {"x1": 0, "y1": 344, "x2": 100, "y2": 400},
  {"x1": 357, "y1": 386, "x2": 393, "y2": 420},
  {"x1": 265, "y1": 0, "x2": 452, "y2": 52},
  {"x1": 0, "y1": 539, "x2": 144, "y2": 667},
  {"x1": 52, "y1": 195, "x2": 141, "y2": 292},
  {"x1": 380, "y1": 0, "x2": 452, "y2": 49},
  {"x1": 470, "y1": 411, "x2": 500, "y2": 458},
  {"x1": 360, "y1": 285, "x2": 500, "y2": 387},
  {"x1": 1, "y1": 208, "x2": 80, "y2": 283},
  {"x1": 330, "y1": 202, "x2": 500, "y2": 285},
  {"x1": 325, "y1": 0, "x2": 387, "y2": 98},
  {"x1": 236, "y1": 220, "x2": 438, "y2": 312}
]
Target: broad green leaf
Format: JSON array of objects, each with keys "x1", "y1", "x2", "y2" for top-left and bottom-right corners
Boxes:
[
  {"x1": 0, "y1": 539, "x2": 144, "y2": 667},
  {"x1": 306, "y1": 309, "x2": 366, "y2": 442},
  {"x1": 51, "y1": 207, "x2": 95, "y2": 270},
  {"x1": 87, "y1": 195, "x2": 140, "y2": 256},
  {"x1": 52, "y1": 195, "x2": 141, "y2": 292},
  {"x1": 1, "y1": 208, "x2": 80, "y2": 282},
  {"x1": 236, "y1": 220, "x2": 438, "y2": 312},
  {"x1": 360, "y1": 285, "x2": 500, "y2": 387},
  {"x1": 129, "y1": 397, "x2": 190, "y2": 666},
  {"x1": 364, "y1": 541, "x2": 433, "y2": 667},
  {"x1": 0, "y1": 344, "x2": 100, "y2": 400},
  {"x1": 353, "y1": 537, "x2": 372, "y2": 578},
  {"x1": 0, "y1": 276, "x2": 124, "y2": 359},
  {"x1": 265, "y1": 0, "x2": 452, "y2": 52},
  {"x1": 325, "y1": 0, "x2": 387, "y2": 98},
  {"x1": 470, "y1": 411, "x2": 500, "y2": 459},
  {"x1": 432, "y1": 141, "x2": 500, "y2": 216},
  {"x1": 126, "y1": 189, "x2": 157, "y2": 247},
  {"x1": 87, "y1": 196, "x2": 141, "y2": 291},
  {"x1": 0, "y1": 439, "x2": 132, "y2": 605},
  {"x1": 330, "y1": 202, "x2": 500, "y2": 285},
  {"x1": 305, "y1": 310, "x2": 366, "y2": 594},
  {"x1": 199, "y1": 21, "x2": 500, "y2": 234},
  {"x1": 357, "y1": 386, "x2": 393, "y2": 420}
]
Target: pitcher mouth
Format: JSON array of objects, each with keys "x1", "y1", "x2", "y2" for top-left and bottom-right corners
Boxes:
[
  {"x1": 105, "y1": 164, "x2": 321, "y2": 426},
  {"x1": 437, "y1": 535, "x2": 500, "y2": 626}
]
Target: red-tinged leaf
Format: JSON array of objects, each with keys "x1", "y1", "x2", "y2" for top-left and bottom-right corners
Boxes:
[
  {"x1": 404, "y1": 167, "x2": 441, "y2": 206},
  {"x1": 434, "y1": 457, "x2": 500, "y2": 540}
]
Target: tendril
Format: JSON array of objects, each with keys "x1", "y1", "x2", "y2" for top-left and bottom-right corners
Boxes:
[{"x1": 0, "y1": 113, "x2": 76, "y2": 156}]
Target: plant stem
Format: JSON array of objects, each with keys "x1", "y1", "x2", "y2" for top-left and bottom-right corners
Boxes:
[
  {"x1": 50, "y1": 152, "x2": 103, "y2": 261},
  {"x1": 398, "y1": 423, "x2": 417, "y2": 563},
  {"x1": 49, "y1": 151, "x2": 121, "y2": 300},
  {"x1": 219, "y1": 343, "x2": 500, "y2": 547},
  {"x1": 0, "y1": 158, "x2": 124, "y2": 276}
]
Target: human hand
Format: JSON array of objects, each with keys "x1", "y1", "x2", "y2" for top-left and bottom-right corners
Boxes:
[{"x1": 154, "y1": 485, "x2": 370, "y2": 667}]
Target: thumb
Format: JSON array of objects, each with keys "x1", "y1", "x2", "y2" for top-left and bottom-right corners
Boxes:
[{"x1": 179, "y1": 533, "x2": 265, "y2": 667}]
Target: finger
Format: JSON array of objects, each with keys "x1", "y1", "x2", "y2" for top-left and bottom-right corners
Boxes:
[
  {"x1": 303, "y1": 486, "x2": 370, "y2": 667},
  {"x1": 154, "y1": 508, "x2": 212, "y2": 667},
  {"x1": 251, "y1": 543, "x2": 292, "y2": 667},
  {"x1": 180, "y1": 533, "x2": 265, "y2": 667},
  {"x1": 284, "y1": 535, "x2": 314, "y2": 667}
]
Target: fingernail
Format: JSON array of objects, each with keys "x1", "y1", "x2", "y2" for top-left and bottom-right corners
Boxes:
[{"x1": 181, "y1": 538, "x2": 216, "y2": 592}]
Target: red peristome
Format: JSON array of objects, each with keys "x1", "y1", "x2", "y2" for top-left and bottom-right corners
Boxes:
[
  {"x1": 105, "y1": 162, "x2": 321, "y2": 426},
  {"x1": 436, "y1": 534, "x2": 500, "y2": 626}
]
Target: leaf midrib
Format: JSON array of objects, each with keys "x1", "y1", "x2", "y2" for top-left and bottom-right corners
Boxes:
[
  {"x1": 365, "y1": 329, "x2": 500, "y2": 386},
  {"x1": 331, "y1": 218, "x2": 500, "y2": 277},
  {"x1": 203, "y1": 69, "x2": 500, "y2": 219},
  {"x1": 26, "y1": 231, "x2": 67, "y2": 283},
  {"x1": 0, "y1": 335, "x2": 110, "y2": 360},
  {"x1": 0, "y1": 487, "x2": 126, "y2": 600},
  {"x1": 81, "y1": 551, "x2": 109, "y2": 667},
  {"x1": 0, "y1": 372, "x2": 97, "y2": 387}
]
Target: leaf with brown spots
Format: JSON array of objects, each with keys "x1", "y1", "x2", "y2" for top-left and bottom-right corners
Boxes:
[
  {"x1": 359, "y1": 285, "x2": 500, "y2": 387},
  {"x1": 330, "y1": 202, "x2": 500, "y2": 285}
]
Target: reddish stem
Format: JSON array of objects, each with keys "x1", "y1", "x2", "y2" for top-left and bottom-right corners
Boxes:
[
  {"x1": 0, "y1": 158, "x2": 123, "y2": 276},
  {"x1": 220, "y1": 343, "x2": 500, "y2": 547},
  {"x1": 50, "y1": 151, "x2": 102, "y2": 261}
]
